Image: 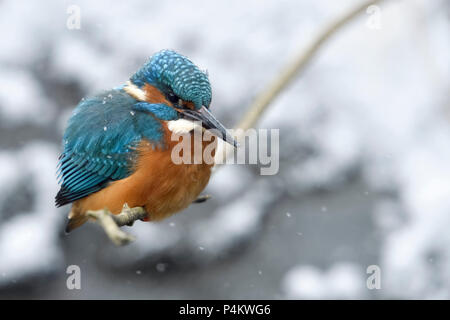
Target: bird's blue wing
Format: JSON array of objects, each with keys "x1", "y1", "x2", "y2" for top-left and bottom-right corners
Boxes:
[{"x1": 55, "y1": 89, "x2": 165, "y2": 207}]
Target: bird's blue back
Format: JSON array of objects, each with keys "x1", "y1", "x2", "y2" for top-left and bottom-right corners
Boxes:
[
  {"x1": 56, "y1": 49, "x2": 212, "y2": 207},
  {"x1": 56, "y1": 89, "x2": 174, "y2": 206}
]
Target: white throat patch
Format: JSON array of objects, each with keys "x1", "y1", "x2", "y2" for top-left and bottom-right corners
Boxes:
[{"x1": 167, "y1": 119, "x2": 203, "y2": 135}]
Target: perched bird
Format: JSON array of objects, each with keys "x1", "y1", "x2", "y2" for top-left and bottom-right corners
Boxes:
[{"x1": 56, "y1": 50, "x2": 236, "y2": 232}]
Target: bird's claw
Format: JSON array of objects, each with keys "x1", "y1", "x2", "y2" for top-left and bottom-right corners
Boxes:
[
  {"x1": 120, "y1": 204, "x2": 135, "y2": 226},
  {"x1": 193, "y1": 194, "x2": 211, "y2": 203},
  {"x1": 86, "y1": 207, "x2": 137, "y2": 246},
  {"x1": 109, "y1": 229, "x2": 136, "y2": 246}
]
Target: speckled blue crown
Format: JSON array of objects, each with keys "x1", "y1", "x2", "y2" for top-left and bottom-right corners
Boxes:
[{"x1": 130, "y1": 50, "x2": 212, "y2": 109}]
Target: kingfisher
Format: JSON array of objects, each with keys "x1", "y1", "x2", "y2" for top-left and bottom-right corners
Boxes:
[{"x1": 56, "y1": 50, "x2": 237, "y2": 233}]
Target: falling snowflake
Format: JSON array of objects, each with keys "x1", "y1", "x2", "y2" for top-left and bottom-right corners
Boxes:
[{"x1": 156, "y1": 263, "x2": 167, "y2": 272}]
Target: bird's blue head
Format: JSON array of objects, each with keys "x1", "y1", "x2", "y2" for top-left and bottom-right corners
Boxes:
[
  {"x1": 131, "y1": 50, "x2": 211, "y2": 110},
  {"x1": 129, "y1": 50, "x2": 236, "y2": 147}
]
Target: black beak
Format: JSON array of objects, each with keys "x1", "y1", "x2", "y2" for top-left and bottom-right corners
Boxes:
[{"x1": 182, "y1": 106, "x2": 238, "y2": 148}]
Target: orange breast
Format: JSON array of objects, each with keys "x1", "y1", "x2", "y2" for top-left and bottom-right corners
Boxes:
[{"x1": 72, "y1": 124, "x2": 217, "y2": 221}]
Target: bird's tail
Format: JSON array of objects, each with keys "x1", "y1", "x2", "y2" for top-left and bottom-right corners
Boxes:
[{"x1": 65, "y1": 209, "x2": 88, "y2": 233}]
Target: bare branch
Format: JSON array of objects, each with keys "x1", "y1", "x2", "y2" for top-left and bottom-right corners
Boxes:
[
  {"x1": 215, "y1": 0, "x2": 386, "y2": 164},
  {"x1": 86, "y1": 204, "x2": 147, "y2": 246},
  {"x1": 238, "y1": 0, "x2": 385, "y2": 131}
]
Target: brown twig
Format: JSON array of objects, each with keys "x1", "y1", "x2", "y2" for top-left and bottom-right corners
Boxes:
[
  {"x1": 215, "y1": 0, "x2": 386, "y2": 164},
  {"x1": 238, "y1": 0, "x2": 385, "y2": 131},
  {"x1": 87, "y1": 204, "x2": 147, "y2": 246}
]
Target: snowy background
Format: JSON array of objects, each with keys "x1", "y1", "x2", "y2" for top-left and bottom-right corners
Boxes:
[{"x1": 0, "y1": 0, "x2": 449, "y2": 299}]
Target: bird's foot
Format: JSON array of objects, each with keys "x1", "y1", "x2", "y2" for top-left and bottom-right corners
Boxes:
[
  {"x1": 86, "y1": 204, "x2": 147, "y2": 246},
  {"x1": 193, "y1": 194, "x2": 211, "y2": 203},
  {"x1": 112, "y1": 203, "x2": 148, "y2": 226}
]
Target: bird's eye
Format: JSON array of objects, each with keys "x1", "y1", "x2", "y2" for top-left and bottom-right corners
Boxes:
[{"x1": 167, "y1": 92, "x2": 180, "y2": 105}]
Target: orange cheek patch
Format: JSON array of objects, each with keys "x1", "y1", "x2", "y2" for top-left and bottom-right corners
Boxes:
[
  {"x1": 183, "y1": 101, "x2": 195, "y2": 110},
  {"x1": 143, "y1": 84, "x2": 170, "y2": 104},
  {"x1": 143, "y1": 84, "x2": 196, "y2": 113}
]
